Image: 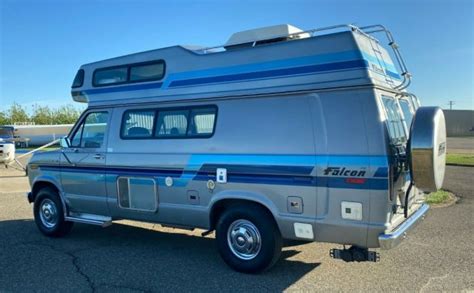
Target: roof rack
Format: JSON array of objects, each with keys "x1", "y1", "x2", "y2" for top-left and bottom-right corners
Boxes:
[{"x1": 195, "y1": 24, "x2": 412, "y2": 91}]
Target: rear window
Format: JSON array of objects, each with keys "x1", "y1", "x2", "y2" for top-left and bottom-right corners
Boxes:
[
  {"x1": 399, "y1": 99, "x2": 414, "y2": 128},
  {"x1": 382, "y1": 96, "x2": 407, "y2": 145}
]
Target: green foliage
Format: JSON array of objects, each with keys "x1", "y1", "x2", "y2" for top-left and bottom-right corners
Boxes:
[
  {"x1": 9, "y1": 103, "x2": 30, "y2": 124},
  {"x1": 0, "y1": 103, "x2": 82, "y2": 125},
  {"x1": 52, "y1": 105, "x2": 82, "y2": 124},
  {"x1": 31, "y1": 104, "x2": 54, "y2": 125},
  {"x1": 425, "y1": 189, "x2": 451, "y2": 204},
  {"x1": 446, "y1": 153, "x2": 474, "y2": 166},
  {"x1": 0, "y1": 110, "x2": 9, "y2": 125}
]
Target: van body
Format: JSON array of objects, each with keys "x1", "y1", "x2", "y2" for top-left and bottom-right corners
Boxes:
[{"x1": 27, "y1": 24, "x2": 445, "y2": 273}]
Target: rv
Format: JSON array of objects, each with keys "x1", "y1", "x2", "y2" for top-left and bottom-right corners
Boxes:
[{"x1": 26, "y1": 24, "x2": 446, "y2": 273}]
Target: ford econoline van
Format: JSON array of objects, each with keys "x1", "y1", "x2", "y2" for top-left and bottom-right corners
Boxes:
[{"x1": 27, "y1": 24, "x2": 446, "y2": 273}]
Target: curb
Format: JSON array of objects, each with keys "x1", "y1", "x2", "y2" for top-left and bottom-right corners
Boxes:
[{"x1": 446, "y1": 163, "x2": 474, "y2": 167}]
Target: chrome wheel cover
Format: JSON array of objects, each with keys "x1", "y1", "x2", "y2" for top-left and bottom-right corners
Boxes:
[
  {"x1": 227, "y1": 219, "x2": 262, "y2": 260},
  {"x1": 39, "y1": 199, "x2": 58, "y2": 229}
]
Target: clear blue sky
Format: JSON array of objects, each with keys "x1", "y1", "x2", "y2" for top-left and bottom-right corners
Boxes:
[{"x1": 1, "y1": 0, "x2": 473, "y2": 111}]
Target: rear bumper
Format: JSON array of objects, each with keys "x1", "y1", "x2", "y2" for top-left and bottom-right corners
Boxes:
[{"x1": 378, "y1": 203, "x2": 429, "y2": 250}]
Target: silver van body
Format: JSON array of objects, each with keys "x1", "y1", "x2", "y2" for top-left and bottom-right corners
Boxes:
[{"x1": 27, "y1": 24, "x2": 445, "y2": 272}]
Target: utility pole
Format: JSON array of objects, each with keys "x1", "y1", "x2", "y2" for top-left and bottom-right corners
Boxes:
[{"x1": 448, "y1": 100, "x2": 455, "y2": 110}]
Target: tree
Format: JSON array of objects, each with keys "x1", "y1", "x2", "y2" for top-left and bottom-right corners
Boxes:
[
  {"x1": 53, "y1": 105, "x2": 82, "y2": 124},
  {"x1": 8, "y1": 103, "x2": 29, "y2": 124},
  {"x1": 0, "y1": 110, "x2": 9, "y2": 125},
  {"x1": 31, "y1": 104, "x2": 53, "y2": 125}
]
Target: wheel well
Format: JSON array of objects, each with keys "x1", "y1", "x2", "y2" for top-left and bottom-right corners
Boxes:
[
  {"x1": 209, "y1": 199, "x2": 277, "y2": 231},
  {"x1": 31, "y1": 181, "x2": 59, "y2": 202}
]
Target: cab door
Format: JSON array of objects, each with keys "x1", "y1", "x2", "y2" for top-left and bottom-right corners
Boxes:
[{"x1": 61, "y1": 110, "x2": 111, "y2": 216}]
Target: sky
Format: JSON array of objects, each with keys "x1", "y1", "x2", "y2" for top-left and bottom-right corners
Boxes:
[{"x1": 0, "y1": 0, "x2": 473, "y2": 111}]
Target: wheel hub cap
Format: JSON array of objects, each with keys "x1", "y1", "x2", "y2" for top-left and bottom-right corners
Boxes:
[
  {"x1": 227, "y1": 219, "x2": 262, "y2": 260},
  {"x1": 39, "y1": 199, "x2": 58, "y2": 229}
]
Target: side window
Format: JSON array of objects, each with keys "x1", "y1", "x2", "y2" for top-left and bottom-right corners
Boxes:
[
  {"x1": 155, "y1": 110, "x2": 189, "y2": 138},
  {"x1": 187, "y1": 107, "x2": 217, "y2": 136},
  {"x1": 71, "y1": 69, "x2": 84, "y2": 88},
  {"x1": 382, "y1": 96, "x2": 407, "y2": 145},
  {"x1": 129, "y1": 62, "x2": 165, "y2": 82},
  {"x1": 121, "y1": 110, "x2": 155, "y2": 138},
  {"x1": 70, "y1": 112, "x2": 109, "y2": 148},
  {"x1": 94, "y1": 67, "x2": 128, "y2": 86},
  {"x1": 399, "y1": 99, "x2": 414, "y2": 128}
]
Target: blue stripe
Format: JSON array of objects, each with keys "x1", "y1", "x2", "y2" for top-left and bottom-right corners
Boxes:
[
  {"x1": 79, "y1": 82, "x2": 163, "y2": 95},
  {"x1": 188, "y1": 154, "x2": 388, "y2": 168},
  {"x1": 373, "y1": 167, "x2": 388, "y2": 178},
  {"x1": 169, "y1": 60, "x2": 368, "y2": 87},
  {"x1": 40, "y1": 165, "x2": 182, "y2": 178},
  {"x1": 193, "y1": 173, "x2": 388, "y2": 190},
  {"x1": 359, "y1": 51, "x2": 397, "y2": 73},
  {"x1": 385, "y1": 69, "x2": 401, "y2": 79},
  {"x1": 164, "y1": 50, "x2": 364, "y2": 85},
  {"x1": 38, "y1": 152, "x2": 389, "y2": 190}
]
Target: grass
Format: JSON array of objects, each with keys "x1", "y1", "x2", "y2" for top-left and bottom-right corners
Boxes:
[
  {"x1": 446, "y1": 153, "x2": 474, "y2": 166},
  {"x1": 425, "y1": 189, "x2": 451, "y2": 205}
]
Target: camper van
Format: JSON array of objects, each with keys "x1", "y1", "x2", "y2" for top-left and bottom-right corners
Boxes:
[{"x1": 26, "y1": 24, "x2": 446, "y2": 273}]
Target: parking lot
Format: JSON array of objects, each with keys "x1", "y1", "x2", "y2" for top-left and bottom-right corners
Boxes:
[{"x1": 0, "y1": 158, "x2": 473, "y2": 292}]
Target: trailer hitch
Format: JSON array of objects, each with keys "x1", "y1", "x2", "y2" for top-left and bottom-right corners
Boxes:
[{"x1": 330, "y1": 246, "x2": 379, "y2": 262}]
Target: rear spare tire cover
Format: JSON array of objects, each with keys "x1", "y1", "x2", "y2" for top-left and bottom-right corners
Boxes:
[{"x1": 409, "y1": 107, "x2": 446, "y2": 192}]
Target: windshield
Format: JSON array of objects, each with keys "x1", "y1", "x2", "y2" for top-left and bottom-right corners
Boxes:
[
  {"x1": 381, "y1": 96, "x2": 407, "y2": 145},
  {"x1": 0, "y1": 127, "x2": 14, "y2": 138}
]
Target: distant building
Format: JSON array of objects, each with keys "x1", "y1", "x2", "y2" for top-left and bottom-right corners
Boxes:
[{"x1": 443, "y1": 110, "x2": 474, "y2": 137}]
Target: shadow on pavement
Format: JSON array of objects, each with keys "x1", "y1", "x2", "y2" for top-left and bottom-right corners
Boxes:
[{"x1": 0, "y1": 219, "x2": 320, "y2": 292}]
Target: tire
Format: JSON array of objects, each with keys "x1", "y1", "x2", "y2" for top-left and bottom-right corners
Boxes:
[
  {"x1": 216, "y1": 204, "x2": 282, "y2": 273},
  {"x1": 33, "y1": 187, "x2": 74, "y2": 237}
]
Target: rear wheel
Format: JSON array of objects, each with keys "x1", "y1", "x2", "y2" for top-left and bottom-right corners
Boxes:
[
  {"x1": 216, "y1": 204, "x2": 282, "y2": 273},
  {"x1": 33, "y1": 187, "x2": 73, "y2": 237}
]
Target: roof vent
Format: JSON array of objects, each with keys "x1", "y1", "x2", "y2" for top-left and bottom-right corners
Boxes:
[{"x1": 224, "y1": 24, "x2": 310, "y2": 50}]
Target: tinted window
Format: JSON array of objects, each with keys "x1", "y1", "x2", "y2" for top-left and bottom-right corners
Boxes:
[
  {"x1": 156, "y1": 110, "x2": 189, "y2": 137},
  {"x1": 122, "y1": 110, "x2": 155, "y2": 138},
  {"x1": 382, "y1": 96, "x2": 406, "y2": 145},
  {"x1": 130, "y1": 62, "x2": 165, "y2": 82},
  {"x1": 94, "y1": 67, "x2": 128, "y2": 86},
  {"x1": 399, "y1": 99, "x2": 414, "y2": 128},
  {"x1": 188, "y1": 107, "x2": 216, "y2": 136},
  {"x1": 70, "y1": 112, "x2": 108, "y2": 148},
  {"x1": 72, "y1": 69, "x2": 84, "y2": 88}
]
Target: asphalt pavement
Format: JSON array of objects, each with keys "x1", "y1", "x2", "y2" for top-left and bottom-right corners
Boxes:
[{"x1": 0, "y1": 164, "x2": 473, "y2": 292}]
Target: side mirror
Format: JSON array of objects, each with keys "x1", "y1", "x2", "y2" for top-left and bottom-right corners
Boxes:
[{"x1": 60, "y1": 137, "x2": 71, "y2": 148}]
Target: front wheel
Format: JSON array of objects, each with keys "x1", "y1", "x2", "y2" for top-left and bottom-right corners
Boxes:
[
  {"x1": 33, "y1": 187, "x2": 74, "y2": 237},
  {"x1": 216, "y1": 204, "x2": 282, "y2": 273}
]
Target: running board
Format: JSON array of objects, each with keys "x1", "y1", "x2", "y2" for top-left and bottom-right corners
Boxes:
[{"x1": 65, "y1": 213, "x2": 112, "y2": 227}]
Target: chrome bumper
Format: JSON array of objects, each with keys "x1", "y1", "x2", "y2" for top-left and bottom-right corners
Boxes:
[{"x1": 378, "y1": 204, "x2": 430, "y2": 250}]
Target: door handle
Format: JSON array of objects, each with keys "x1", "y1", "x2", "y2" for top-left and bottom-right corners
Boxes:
[{"x1": 93, "y1": 154, "x2": 104, "y2": 160}]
